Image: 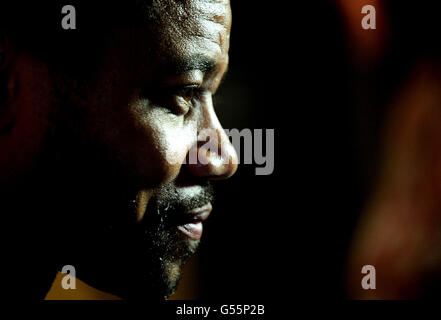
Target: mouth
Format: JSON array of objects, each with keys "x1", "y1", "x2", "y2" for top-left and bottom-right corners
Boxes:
[{"x1": 175, "y1": 203, "x2": 212, "y2": 241}]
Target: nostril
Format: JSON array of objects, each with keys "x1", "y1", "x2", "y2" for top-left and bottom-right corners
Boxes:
[
  {"x1": 185, "y1": 127, "x2": 239, "y2": 179},
  {"x1": 185, "y1": 151, "x2": 235, "y2": 179}
]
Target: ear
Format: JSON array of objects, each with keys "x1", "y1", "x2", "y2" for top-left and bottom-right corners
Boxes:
[{"x1": 0, "y1": 34, "x2": 17, "y2": 134}]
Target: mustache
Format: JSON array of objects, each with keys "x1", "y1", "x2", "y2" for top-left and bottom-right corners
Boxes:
[{"x1": 143, "y1": 181, "x2": 214, "y2": 225}]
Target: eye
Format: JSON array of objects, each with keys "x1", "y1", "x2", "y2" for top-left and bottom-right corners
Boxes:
[
  {"x1": 166, "y1": 85, "x2": 202, "y2": 115},
  {"x1": 176, "y1": 86, "x2": 199, "y2": 103},
  {"x1": 141, "y1": 84, "x2": 202, "y2": 116}
]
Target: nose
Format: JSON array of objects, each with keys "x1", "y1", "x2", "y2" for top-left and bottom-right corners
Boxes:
[{"x1": 186, "y1": 106, "x2": 238, "y2": 180}]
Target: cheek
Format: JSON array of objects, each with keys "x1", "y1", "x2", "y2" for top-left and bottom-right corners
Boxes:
[
  {"x1": 141, "y1": 109, "x2": 196, "y2": 182},
  {"x1": 89, "y1": 96, "x2": 196, "y2": 185}
]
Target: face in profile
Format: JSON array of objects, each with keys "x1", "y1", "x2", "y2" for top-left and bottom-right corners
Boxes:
[{"x1": 0, "y1": 0, "x2": 237, "y2": 299}]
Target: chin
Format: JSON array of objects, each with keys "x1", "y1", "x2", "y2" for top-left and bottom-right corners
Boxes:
[
  {"x1": 73, "y1": 238, "x2": 199, "y2": 300},
  {"x1": 75, "y1": 261, "x2": 182, "y2": 300}
]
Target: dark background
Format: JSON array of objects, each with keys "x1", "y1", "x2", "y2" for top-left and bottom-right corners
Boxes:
[
  {"x1": 198, "y1": 0, "x2": 441, "y2": 301},
  {"x1": 199, "y1": 1, "x2": 362, "y2": 300}
]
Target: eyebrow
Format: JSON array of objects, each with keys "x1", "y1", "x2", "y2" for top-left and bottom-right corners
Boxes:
[{"x1": 161, "y1": 54, "x2": 218, "y2": 76}]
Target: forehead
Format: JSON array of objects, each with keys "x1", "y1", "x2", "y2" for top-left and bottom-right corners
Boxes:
[
  {"x1": 99, "y1": 0, "x2": 232, "y2": 86},
  {"x1": 148, "y1": 0, "x2": 231, "y2": 30},
  {"x1": 143, "y1": 0, "x2": 231, "y2": 66}
]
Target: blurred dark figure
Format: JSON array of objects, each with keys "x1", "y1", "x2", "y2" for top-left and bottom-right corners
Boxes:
[{"x1": 336, "y1": 1, "x2": 441, "y2": 299}]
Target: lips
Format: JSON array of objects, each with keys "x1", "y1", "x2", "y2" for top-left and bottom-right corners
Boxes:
[{"x1": 176, "y1": 203, "x2": 212, "y2": 240}]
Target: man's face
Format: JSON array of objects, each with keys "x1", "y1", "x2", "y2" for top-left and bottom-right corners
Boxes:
[
  {"x1": 77, "y1": 0, "x2": 237, "y2": 298},
  {"x1": 1, "y1": 0, "x2": 237, "y2": 299}
]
